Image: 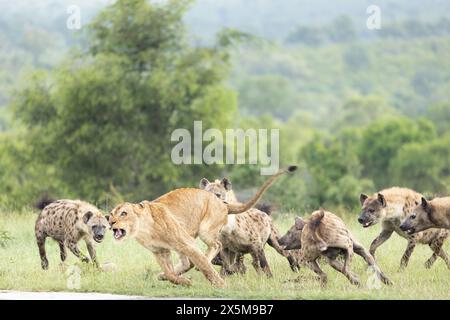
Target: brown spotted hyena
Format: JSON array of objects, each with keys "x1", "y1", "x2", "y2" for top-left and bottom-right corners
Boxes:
[
  {"x1": 279, "y1": 209, "x2": 392, "y2": 287},
  {"x1": 35, "y1": 199, "x2": 109, "y2": 269},
  {"x1": 199, "y1": 178, "x2": 300, "y2": 276},
  {"x1": 359, "y1": 187, "x2": 450, "y2": 269}
]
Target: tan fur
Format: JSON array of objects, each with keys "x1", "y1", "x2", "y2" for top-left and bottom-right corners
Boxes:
[
  {"x1": 359, "y1": 187, "x2": 450, "y2": 269},
  {"x1": 35, "y1": 199, "x2": 109, "y2": 269},
  {"x1": 401, "y1": 197, "x2": 450, "y2": 233},
  {"x1": 281, "y1": 210, "x2": 392, "y2": 287},
  {"x1": 109, "y1": 167, "x2": 296, "y2": 287}
]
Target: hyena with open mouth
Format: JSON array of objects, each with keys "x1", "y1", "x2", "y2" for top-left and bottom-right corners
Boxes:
[
  {"x1": 400, "y1": 197, "x2": 450, "y2": 234},
  {"x1": 359, "y1": 187, "x2": 450, "y2": 269},
  {"x1": 35, "y1": 199, "x2": 109, "y2": 269}
]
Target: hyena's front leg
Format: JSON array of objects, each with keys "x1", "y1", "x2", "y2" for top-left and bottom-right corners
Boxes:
[
  {"x1": 58, "y1": 241, "x2": 67, "y2": 262},
  {"x1": 369, "y1": 229, "x2": 394, "y2": 257},
  {"x1": 85, "y1": 240, "x2": 99, "y2": 267},
  {"x1": 326, "y1": 257, "x2": 360, "y2": 286},
  {"x1": 307, "y1": 260, "x2": 328, "y2": 287},
  {"x1": 66, "y1": 240, "x2": 90, "y2": 263},
  {"x1": 400, "y1": 240, "x2": 416, "y2": 269}
]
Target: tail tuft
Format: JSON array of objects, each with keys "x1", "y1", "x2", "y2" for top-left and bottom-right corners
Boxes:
[
  {"x1": 287, "y1": 165, "x2": 298, "y2": 173},
  {"x1": 310, "y1": 210, "x2": 325, "y2": 230},
  {"x1": 35, "y1": 195, "x2": 55, "y2": 210}
]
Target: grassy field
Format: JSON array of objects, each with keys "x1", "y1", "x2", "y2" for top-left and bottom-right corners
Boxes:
[{"x1": 0, "y1": 210, "x2": 449, "y2": 299}]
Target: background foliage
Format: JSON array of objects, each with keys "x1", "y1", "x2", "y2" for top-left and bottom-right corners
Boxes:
[{"x1": 0, "y1": 0, "x2": 449, "y2": 212}]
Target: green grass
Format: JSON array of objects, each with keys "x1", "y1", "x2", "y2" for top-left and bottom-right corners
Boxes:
[{"x1": 0, "y1": 211, "x2": 449, "y2": 299}]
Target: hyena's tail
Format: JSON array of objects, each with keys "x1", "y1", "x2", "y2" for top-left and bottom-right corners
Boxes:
[
  {"x1": 227, "y1": 165, "x2": 297, "y2": 215},
  {"x1": 309, "y1": 209, "x2": 327, "y2": 252},
  {"x1": 255, "y1": 203, "x2": 276, "y2": 215},
  {"x1": 35, "y1": 195, "x2": 56, "y2": 210}
]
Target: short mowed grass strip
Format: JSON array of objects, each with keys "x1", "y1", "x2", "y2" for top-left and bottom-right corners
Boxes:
[{"x1": 0, "y1": 211, "x2": 449, "y2": 299}]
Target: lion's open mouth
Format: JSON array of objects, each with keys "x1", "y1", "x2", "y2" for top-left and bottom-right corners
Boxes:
[{"x1": 113, "y1": 228, "x2": 126, "y2": 240}]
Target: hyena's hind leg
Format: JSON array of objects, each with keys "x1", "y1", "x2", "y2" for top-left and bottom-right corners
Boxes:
[
  {"x1": 36, "y1": 231, "x2": 48, "y2": 270},
  {"x1": 353, "y1": 240, "x2": 392, "y2": 285},
  {"x1": 326, "y1": 256, "x2": 360, "y2": 286},
  {"x1": 249, "y1": 247, "x2": 273, "y2": 277},
  {"x1": 426, "y1": 237, "x2": 450, "y2": 269},
  {"x1": 267, "y1": 225, "x2": 300, "y2": 272}
]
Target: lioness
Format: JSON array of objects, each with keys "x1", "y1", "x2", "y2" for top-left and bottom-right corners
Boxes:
[
  {"x1": 359, "y1": 187, "x2": 450, "y2": 269},
  {"x1": 108, "y1": 166, "x2": 297, "y2": 287},
  {"x1": 400, "y1": 197, "x2": 450, "y2": 234}
]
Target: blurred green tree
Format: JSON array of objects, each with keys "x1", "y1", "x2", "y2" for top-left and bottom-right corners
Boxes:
[
  {"x1": 358, "y1": 118, "x2": 436, "y2": 188},
  {"x1": 389, "y1": 134, "x2": 450, "y2": 195},
  {"x1": 12, "y1": 0, "x2": 238, "y2": 203}
]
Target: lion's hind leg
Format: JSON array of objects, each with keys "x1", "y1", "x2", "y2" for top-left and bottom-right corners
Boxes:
[{"x1": 153, "y1": 249, "x2": 192, "y2": 286}]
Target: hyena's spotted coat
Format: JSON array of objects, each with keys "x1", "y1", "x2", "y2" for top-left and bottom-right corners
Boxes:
[
  {"x1": 199, "y1": 178, "x2": 299, "y2": 277},
  {"x1": 35, "y1": 199, "x2": 109, "y2": 269}
]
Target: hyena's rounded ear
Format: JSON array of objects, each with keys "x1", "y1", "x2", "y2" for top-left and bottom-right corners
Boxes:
[
  {"x1": 377, "y1": 193, "x2": 386, "y2": 207},
  {"x1": 199, "y1": 178, "x2": 210, "y2": 189},
  {"x1": 83, "y1": 211, "x2": 94, "y2": 224},
  {"x1": 221, "y1": 178, "x2": 232, "y2": 191},
  {"x1": 294, "y1": 217, "x2": 305, "y2": 230},
  {"x1": 421, "y1": 197, "x2": 432, "y2": 214},
  {"x1": 360, "y1": 193, "x2": 368, "y2": 206},
  {"x1": 104, "y1": 215, "x2": 111, "y2": 224}
]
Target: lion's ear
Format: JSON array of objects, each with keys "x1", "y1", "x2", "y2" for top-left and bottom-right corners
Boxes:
[
  {"x1": 199, "y1": 178, "x2": 210, "y2": 189},
  {"x1": 221, "y1": 178, "x2": 232, "y2": 191}
]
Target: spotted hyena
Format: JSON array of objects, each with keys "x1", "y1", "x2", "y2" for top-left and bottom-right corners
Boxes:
[
  {"x1": 35, "y1": 199, "x2": 109, "y2": 269},
  {"x1": 279, "y1": 209, "x2": 392, "y2": 287},
  {"x1": 359, "y1": 187, "x2": 450, "y2": 269},
  {"x1": 199, "y1": 178, "x2": 300, "y2": 276},
  {"x1": 401, "y1": 197, "x2": 450, "y2": 234}
]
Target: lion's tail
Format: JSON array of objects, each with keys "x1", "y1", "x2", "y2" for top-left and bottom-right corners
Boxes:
[{"x1": 227, "y1": 165, "x2": 297, "y2": 215}]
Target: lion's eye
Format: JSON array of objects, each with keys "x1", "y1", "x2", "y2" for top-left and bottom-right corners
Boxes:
[
  {"x1": 215, "y1": 193, "x2": 221, "y2": 198},
  {"x1": 411, "y1": 215, "x2": 416, "y2": 220},
  {"x1": 369, "y1": 208, "x2": 375, "y2": 213},
  {"x1": 120, "y1": 212, "x2": 127, "y2": 217}
]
